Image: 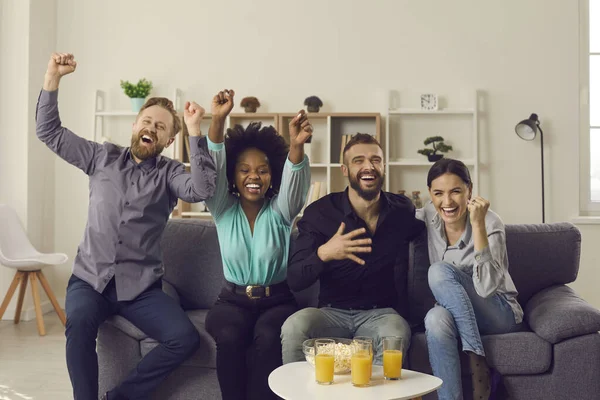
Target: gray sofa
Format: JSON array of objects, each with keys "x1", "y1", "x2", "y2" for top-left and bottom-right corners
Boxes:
[{"x1": 98, "y1": 219, "x2": 600, "y2": 400}]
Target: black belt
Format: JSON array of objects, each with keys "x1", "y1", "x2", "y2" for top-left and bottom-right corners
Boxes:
[{"x1": 225, "y1": 281, "x2": 290, "y2": 300}]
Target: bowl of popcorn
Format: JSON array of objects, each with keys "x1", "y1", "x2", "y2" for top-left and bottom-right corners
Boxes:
[{"x1": 303, "y1": 338, "x2": 353, "y2": 374}]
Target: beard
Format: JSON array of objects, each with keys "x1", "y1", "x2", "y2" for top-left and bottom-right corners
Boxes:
[
  {"x1": 130, "y1": 130, "x2": 165, "y2": 161},
  {"x1": 348, "y1": 169, "x2": 384, "y2": 201}
]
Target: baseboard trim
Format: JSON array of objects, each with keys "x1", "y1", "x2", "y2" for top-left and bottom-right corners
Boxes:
[{"x1": 1, "y1": 297, "x2": 66, "y2": 321}]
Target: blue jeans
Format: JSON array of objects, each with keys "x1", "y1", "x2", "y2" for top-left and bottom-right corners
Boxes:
[
  {"x1": 425, "y1": 262, "x2": 521, "y2": 400},
  {"x1": 65, "y1": 275, "x2": 200, "y2": 400},
  {"x1": 281, "y1": 306, "x2": 411, "y2": 365}
]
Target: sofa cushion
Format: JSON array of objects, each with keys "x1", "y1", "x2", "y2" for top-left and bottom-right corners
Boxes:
[
  {"x1": 408, "y1": 330, "x2": 552, "y2": 376},
  {"x1": 106, "y1": 315, "x2": 148, "y2": 341},
  {"x1": 525, "y1": 285, "x2": 600, "y2": 344},
  {"x1": 505, "y1": 223, "x2": 580, "y2": 305},
  {"x1": 161, "y1": 219, "x2": 225, "y2": 310},
  {"x1": 140, "y1": 309, "x2": 216, "y2": 369}
]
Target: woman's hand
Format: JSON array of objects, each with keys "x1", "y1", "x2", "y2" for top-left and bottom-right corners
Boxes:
[{"x1": 468, "y1": 196, "x2": 490, "y2": 228}]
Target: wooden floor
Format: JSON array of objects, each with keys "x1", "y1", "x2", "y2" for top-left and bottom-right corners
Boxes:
[{"x1": 0, "y1": 314, "x2": 72, "y2": 400}]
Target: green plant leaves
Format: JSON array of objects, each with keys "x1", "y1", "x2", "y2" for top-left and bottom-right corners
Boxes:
[{"x1": 120, "y1": 78, "x2": 153, "y2": 98}]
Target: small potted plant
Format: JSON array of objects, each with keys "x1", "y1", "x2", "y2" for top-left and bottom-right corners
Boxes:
[
  {"x1": 304, "y1": 96, "x2": 323, "y2": 113},
  {"x1": 240, "y1": 96, "x2": 260, "y2": 113},
  {"x1": 120, "y1": 78, "x2": 153, "y2": 112},
  {"x1": 417, "y1": 136, "x2": 453, "y2": 162}
]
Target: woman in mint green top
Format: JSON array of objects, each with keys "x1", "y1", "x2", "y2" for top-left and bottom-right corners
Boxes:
[{"x1": 203, "y1": 89, "x2": 311, "y2": 400}]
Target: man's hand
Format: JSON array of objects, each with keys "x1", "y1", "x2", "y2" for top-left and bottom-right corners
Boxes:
[
  {"x1": 317, "y1": 222, "x2": 372, "y2": 265},
  {"x1": 184, "y1": 101, "x2": 206, "y2": 137},
  {"x1": 211, "y1": 89, "x2": 235, "y2": 120},
  {"x1": 468, "y1": 196, "x2": 490, "y2": 228},
  {"x1": 44, "y1": 53, "x2": 77, "y2": 91},
  {"x1": 289, "y1": 110, "x2": 313, "y2": 146}
]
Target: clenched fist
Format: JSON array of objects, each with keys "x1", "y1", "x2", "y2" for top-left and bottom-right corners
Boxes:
[
  {"x1": 44, "y1": 53, "x2": 77, "y2": 91},
  {"x1": 468, "y1": 196, "x2": 490, "y2": 227},
  {"x1": 184, "y1": 101, "x2": 206, "y2": 137},
  {"x1": 211, "y1": 89, "x2": 235, "y2": 120},
  {"x1": 46, "y1": 53, "x2": 77, "y2": 78},
  {"x1": 289, "y1": 110, "x2": 313, "y2": 146}
]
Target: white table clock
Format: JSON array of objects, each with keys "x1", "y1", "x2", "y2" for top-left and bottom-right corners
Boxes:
[{"x1": 420, "y1": 94, "x2": 438, "y2": 111}]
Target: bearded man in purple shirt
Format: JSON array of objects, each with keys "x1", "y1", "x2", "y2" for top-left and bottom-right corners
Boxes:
[{"x1": 36, "y1": 52, "x2": 216, "y2": 400}]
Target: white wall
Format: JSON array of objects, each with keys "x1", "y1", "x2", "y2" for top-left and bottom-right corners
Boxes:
[
  {"x1": 0, "y1": 0, "x2": 32, "y2": 315},
  {"x1": 0, "y1": 0, "x2": 58, "y2": 319},
  {"x1": 2, "y1": 0, "x2": 593, "y2": 307},
  {"x1": 27, "y1": 0, "x2": 58, "y2": 304}
]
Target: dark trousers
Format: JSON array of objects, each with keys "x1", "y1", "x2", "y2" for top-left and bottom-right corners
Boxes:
[
  {"x1": 205, "y1": 284, "x2": 297, "y2": 400},
  {"x1": 65, "y1": 275, "x2": 200, "y2": 400}
]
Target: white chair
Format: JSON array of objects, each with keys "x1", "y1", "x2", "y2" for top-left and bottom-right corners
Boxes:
[{"x1": 0, "y1": 204, "x2": 68, "y2": 336}]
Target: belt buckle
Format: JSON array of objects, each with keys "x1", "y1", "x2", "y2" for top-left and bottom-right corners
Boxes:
[
  {"x1": 245, "y1": 285, "x2": 271, "y2": 300},
  {"x1": 246, "y1": 285, "x2": 261, "y2": 300}
]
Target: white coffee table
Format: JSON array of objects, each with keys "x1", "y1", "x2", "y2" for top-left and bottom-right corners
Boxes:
[{"x1": 269, "y1": 362, "x2": 442, "y2": 400}]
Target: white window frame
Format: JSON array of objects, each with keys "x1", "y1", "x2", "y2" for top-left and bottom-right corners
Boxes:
[{"x1": 579, "y1": 0, "x2": 600, "y2": 214}]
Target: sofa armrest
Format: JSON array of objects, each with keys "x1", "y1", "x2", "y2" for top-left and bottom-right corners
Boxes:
[{"x1": 525, "y1": 284, "x2": 600, "y2": 344}]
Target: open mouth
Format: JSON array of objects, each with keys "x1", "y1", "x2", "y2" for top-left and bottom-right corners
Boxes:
[
  {"x1": 245, "y1": 183, "x2": 262, "y2": 194},
  {"x1": 359, "y1": 173, "x2": 378, "y2": 185},
  {"x1": 141, "y1": 134, "x2": 155, "y2": 145},
  {"x1": 441, "y1": 206, "x2": 459, "y2": 217}
]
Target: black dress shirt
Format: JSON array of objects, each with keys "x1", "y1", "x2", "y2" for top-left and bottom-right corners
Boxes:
[{"x1": 287, "y1": 189, "x2": 425, "y2": 315}]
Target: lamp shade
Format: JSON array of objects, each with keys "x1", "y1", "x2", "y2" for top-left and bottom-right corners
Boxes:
[{"x1": 515, "y1": 113, "x2": 540, "y2": 141}]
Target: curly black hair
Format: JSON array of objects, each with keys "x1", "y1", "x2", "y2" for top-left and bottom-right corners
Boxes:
[{"x1": 225, "y1": 122, "x2": 289, "y2": 198}]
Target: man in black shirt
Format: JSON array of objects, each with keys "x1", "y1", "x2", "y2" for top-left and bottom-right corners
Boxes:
[{"x1": 281, "y1": 133, "x2": 424, "y2": 365}]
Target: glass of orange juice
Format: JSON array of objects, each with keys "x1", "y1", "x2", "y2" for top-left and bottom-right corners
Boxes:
[
  {"x1": 353, "y1": 337, "x2": 374, "y2": 378},
  {"x1": 314, "y1": 339, "x2": 335, "y2": 385},
  {"x1": 351, "y1": 339, "x2": 372, "y2": 387},
  {"x1": 383, "y1": 336, "x2": 403, "y2": 380}
]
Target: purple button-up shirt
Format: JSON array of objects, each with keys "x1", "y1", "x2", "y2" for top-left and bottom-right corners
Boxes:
[{"x1": 36, "y1": 89, "x2": 216, "y2": 300}]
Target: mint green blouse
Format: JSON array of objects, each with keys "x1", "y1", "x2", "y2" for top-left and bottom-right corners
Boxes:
[{"x1": 205, "y1": 138, "x2": 310, "y2": 286}]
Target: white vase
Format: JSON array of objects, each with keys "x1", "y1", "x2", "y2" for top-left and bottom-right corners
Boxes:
[{"x1": 130, "y1": 97, "x2": 146, "y2": 112}]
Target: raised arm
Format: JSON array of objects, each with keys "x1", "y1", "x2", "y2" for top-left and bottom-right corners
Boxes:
[
  {"x1": 272, "y1": 110, "x2": 312, "y2": 223},
  {"x1": 168, "y1": 101, "x2": 216, "y2": 202},
  {"x1": 37, "y1": 53, "x2": 102, "y2": 175},
  {"x1": 203, "y1": 89, "x2": 237, "y2": 218},
  {"x1": 287, "y1": 110, "x2": 312, "y2": 164},
  {"x1": 207, "y1": 89, "x2": 234, "y2": 144},
  {"x1": 469, "y1": 197, "x2": 507, "y2": 298}
]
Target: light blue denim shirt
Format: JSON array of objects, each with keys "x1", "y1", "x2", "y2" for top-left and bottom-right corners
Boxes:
[
  {"x1": 204, "y1": 137, "x2": 310, "y2": 286},
  {"x1": 417, "y1": 201, "x2": 523, "y2": 323}
]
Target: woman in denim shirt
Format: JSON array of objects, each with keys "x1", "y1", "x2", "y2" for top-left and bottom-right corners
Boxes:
[{"x1": 417, "y1": 159, "x2": 523, "y2": 400}]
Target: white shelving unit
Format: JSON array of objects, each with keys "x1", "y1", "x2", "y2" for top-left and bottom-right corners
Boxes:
[
  {"x1": 385, "y1": 91, "x2": 479, "y2": 196},
  {"x1": 278, "y1": 113, "x2": 381, "y2": 196},
  {"x1": 93, "y1": 88, "x2": 183, "y2": 160}
]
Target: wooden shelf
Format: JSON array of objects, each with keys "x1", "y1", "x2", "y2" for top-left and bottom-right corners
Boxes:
[
  {"x1": 230, "y1": 113, "x2": 279, "y2": 118},
  {"x1": 388, "y1": 158, "x2": 475, "y2": 166},
  {"x1": 388, "y1": 108, "x2": 475, "y2": 115},
  {"x1": 176, "y1": 111, "x2": 380, "y2": 218},
  {"x1": 279, "y1": 112, "x2": 380, "y2": 118}
]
